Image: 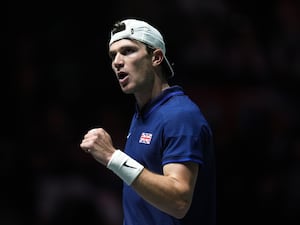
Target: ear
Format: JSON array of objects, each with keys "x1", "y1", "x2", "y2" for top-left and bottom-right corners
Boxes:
[{"x1": 152, "y1": 49, "x2": 164, "y2": 67}]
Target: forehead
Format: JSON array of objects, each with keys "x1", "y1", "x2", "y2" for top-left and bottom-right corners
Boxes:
[{"x1": 109, "y1": 39, "x2": 145, "y2": 52}]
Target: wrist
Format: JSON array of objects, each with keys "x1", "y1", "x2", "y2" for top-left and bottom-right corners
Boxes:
[{"x1": 107, "y1": 150, "x2": 144, "y2": 185}]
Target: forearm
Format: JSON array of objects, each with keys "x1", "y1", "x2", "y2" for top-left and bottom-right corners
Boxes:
[
  {"x1": 105, "y1": 150, "x2": 198, "y2": 219},
  {"x1": 131, "y1": 166, "x2": 196, "y2": 219}
]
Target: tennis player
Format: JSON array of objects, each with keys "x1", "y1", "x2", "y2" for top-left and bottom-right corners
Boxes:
[{"x1": 80, "y1": 18, "x2": 216, "y2": 225}]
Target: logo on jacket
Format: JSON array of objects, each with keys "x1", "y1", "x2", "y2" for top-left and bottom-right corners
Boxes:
[{"x1": 139, "y1": 132, "x2": 152, "y2": 144}]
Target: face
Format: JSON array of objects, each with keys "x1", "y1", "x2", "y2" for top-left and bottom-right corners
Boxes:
[{"x1": 108, "y1": 39, "x2": 155, "y2": 94}]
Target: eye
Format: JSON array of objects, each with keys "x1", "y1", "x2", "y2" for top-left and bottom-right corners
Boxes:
[
  {"x1": 108, "y1": 45, "x2": 137, "y2": 61},
  {"x1": 121, "y1": 47, "x2": 135, "y2": 55},
  {"x1": 109, "y1": 52, "x2": 116, "y2": 60}
]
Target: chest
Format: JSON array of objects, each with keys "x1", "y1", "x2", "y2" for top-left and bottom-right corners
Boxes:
[{"x1": 124, "y1": 117, "x2": 164, "y2": 173}]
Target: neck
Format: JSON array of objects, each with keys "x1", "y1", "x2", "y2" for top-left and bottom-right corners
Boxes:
[{"x1": 135, "y1": 83, "x2": 170, "y2": 109}]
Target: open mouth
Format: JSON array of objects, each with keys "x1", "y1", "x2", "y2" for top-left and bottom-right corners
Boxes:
[{"x1": 117, "y1": 72, "x2": 128, "y2": 80}]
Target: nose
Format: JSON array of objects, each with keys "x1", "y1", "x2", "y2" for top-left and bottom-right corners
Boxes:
[{"x1": 113, "y1": 53, "x2": 124, "y2": 71}]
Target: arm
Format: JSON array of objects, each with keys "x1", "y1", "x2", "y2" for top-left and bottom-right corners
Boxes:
[
  {"x1": 132, "y1": 162, "x2": 198, "y2": 219},
  {"x1": 80, "y1": 128, "x2": 199, "y2": 218}
]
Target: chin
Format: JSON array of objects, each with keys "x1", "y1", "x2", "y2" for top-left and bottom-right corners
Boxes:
[{"x1": 121, "y1": 86, "x2": 134, "y2": 94}]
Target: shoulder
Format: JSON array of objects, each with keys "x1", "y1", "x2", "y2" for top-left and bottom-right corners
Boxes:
[
  {"x1": 159, "y1": 95, "x2": 210, "y2": 134},
  {"x1": 163, "y1": 93, "x2": 205, "y2": 121}
]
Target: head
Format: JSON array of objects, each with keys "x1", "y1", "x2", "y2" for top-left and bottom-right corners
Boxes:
[{"x1": 108, "y1": 19, "x2": 174, "y2": 89}]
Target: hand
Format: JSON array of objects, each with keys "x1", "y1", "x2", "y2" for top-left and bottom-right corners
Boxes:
[{"x1": 80, "y1": 128, "x2": 116, "y2": 166}]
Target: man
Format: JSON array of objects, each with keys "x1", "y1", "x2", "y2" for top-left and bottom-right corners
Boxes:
[{"x1": 80, "y1": 18, "x2": 216, "y2": 225}]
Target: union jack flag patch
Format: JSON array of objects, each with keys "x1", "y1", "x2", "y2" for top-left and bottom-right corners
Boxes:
[{"x1": 139, "y1": 132, "x2": 153, "y2": 145}]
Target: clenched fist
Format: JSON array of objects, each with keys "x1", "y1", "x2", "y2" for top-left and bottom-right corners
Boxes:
[{"x1": 80, "y1": 128, "x2": 116, "y2": 166}]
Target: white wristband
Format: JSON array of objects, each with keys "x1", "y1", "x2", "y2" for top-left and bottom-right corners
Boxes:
[{"x1": 107, "y1": 150, "x2": 144, "y2": 185}]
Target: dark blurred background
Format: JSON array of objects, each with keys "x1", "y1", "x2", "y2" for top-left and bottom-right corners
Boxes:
[{"x1": 3, "y1": 0, "x2": 300, "y2": 224}]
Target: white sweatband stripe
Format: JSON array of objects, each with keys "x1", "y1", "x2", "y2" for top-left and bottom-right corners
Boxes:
[{"x1": 107, "y1": 150, "x2": 144, "y2": 185}]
